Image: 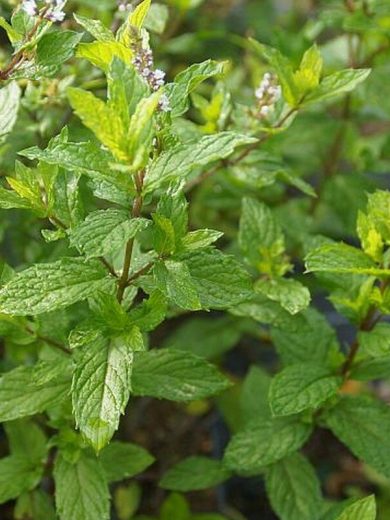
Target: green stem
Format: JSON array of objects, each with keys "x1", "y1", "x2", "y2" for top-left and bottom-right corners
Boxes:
[{"x1": 117, "y1": 171, "x2": 145, "y2": 303}]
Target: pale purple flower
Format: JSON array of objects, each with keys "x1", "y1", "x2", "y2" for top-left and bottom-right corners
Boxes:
[{"x1": 22, "y1": 0, "x2": 38, "y2": 16}]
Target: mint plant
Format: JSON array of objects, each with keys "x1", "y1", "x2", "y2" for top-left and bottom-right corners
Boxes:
[{"x1": 0, "y1": 0, "x2": 389, "y2": 518}]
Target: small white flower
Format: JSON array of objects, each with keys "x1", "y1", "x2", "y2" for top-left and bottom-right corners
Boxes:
[
  {"x1": 22, "y1": 0, "x2": 38, "y2": 16},
  {"x1": 259, "y1": 105, "x2": 270, "y2": 117},
  {"x1": 159, "y1": 93, "x2": 171, "y2": 113}
]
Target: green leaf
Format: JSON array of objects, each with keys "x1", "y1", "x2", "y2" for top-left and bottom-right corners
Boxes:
[
  {"x1": 255, "y1": 278, "x2": 310, "y2": 315},
  {"x1": 163, "y1": 315, "x2": 241, "y2": 359},
  {"x1": 127, "y1": 291, "x2": 167, "y2": 332},
  {"x1": 270, "y1": 308, "x2": 341, "y2": 366},
  {"x1": 350, "y1": 356, "x2": 390, "y2": 381},
  {"x1": 73, "y1": 14, "x2": 114, "y2": 41},
  {"x1": 143, "y1": 132, "x2": 257, "y2": 193},
  {"x1": 76, "y1": 41, "x2": 132, "y2": 71},
  {"x1": 304, "y1": 69, "x2": 371, "y2": 105},
  {"x1": 70, "y1": 209, "x2": 150, "y2": 259},
  {"x1": 15, "y1": 490, "x2": 56, "y2": 520},
  {"x1": 68, "y1": 87, "x2": 127, "y2": 162},
  {"x1": 0, "y1": 81, "x2": 21, "y2": 144},
  {"x1": 72, "y1": 333, "x2": 135, "y2": 451},
  {"x1": 240, "y1": 366, "x2": 272, "y2": 425},
  {"x1": 224, "y1": 417, "x2": 312, "y2": 474},
  {"x1": 239, "y1": 198, "x2": 287, "y2": 275},
  {"x1": 107, "y1": 58, "x2": 148, "y2": 125},
  {"x1": 180, "y1": 248, "x2": 252, "y2": 310},
  {"x1": 0, "y1": 258, "x2": 112, "y2": 316},
  {"x1": 5, "y1": 419, "x2": 47, "y2": 465},
  {"x1": 249, "y1": 40, "x2": 300, "y2": 106},
  {"x1": 324, "y1": 396, "x2": 390, "y2": 478},
  {"x1": 161, "y1": 493, "x2": 190, "y2": 520},
  {"x1": 126, "y1": 91, "x2": 161, "y2": 171},
  {"x1": 269, "y1": 363, "x2": 341, "y2": 417},
  {"x1": 293, "y1": 44, "x2": 323, "y2": 93},
  {"x1": 335, "y1": 495, "x2": 376, "y2": 520},
  {"x1": 54, "y1": 452, "x2": 110, "y2": 520},
  {"x1": 357, "y1": 210, "x2": 383, "y2": 262},
  {"x1": 160, "y1": 456, "x2": 231, "y2": 491},
  {"x1": 0, "y1": 456, "x2": 43, "y2": 505},
  {"x1": 21, "y1": 137, "x2": 132, "y2": 192},
  {"x1": 0, "y1": 360, "x2": 70, "y2": 421},
  {"x1": 118, "y1": 0, "x2": 152, "y2": 47},
  {"x1": 181, "y1": 229, "x2": 223, "y2": 251},
  {"x1": 358, "y1": 322, "x2": 390, "y2": 357},
  {"x1": 36, "y1": 31, "x2": 83, "y2": 76},
  {"x1": 0, "y1": 17, "x2": 22, "y2": 44},
  {"x1": 100, "y1": 441, "x2": 155, "y2": 482},
  {"x1": 132, "y1": 349, "x2": 231, "y2": 401},
  {"x1": 152, "y1": 214, "x2": 177, "y2": 255},
  {"x1": 364, "y1": 191, "x2": 390, "y2": 245},
  {"x1": 305, "y1": 243, "x2": 388, "y2": 276},
  {"x1": 154, "y1": 260, "x2": 201, "y2": 311},
  {"x1": 166, "y1": 60, "x2": 226, "y2": 117},
  {"x1": 266, "y1": 453, "x2": 323, "y2": 520}
]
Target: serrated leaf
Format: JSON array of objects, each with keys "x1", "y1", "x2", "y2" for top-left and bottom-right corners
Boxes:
[
  {"x1": 74, "y1": 14, "x2": 114, "y2": 41},
  {"x1": 0, "y1": 456, "x2": 43, "y2": 505},
  {"x1": 224, "y1": 417, "x2": 312, "y2": 474},
  {"x1": 255, "y1": 278, "x2": 310, "y2": 315},
  {"x1": 143, "y1": 132, "x2": 257, "y2": 193},
  {"x1": 0, "y1": 258, "x2": 112, "y2": 316},
  {"x1": 15, "y1": 489, "x2": 56, "y2": 520},
  {"x1": 54, "y1": 452, "x2": 110, "y2": 520},
  {"x1": 294, "y1": 44, "x2": 323, "y2": 93},
  {"x1": 166, "y1": 60, "x2": 226, "y2": 117},
  {"x1": 270, "y1": 308, "x2": 341, "y2": 366},
  {"x1": 72, "y1": 333, "x2": 135, "y2": 451},
  {"x1": 304, "y1": 69, "x2": 371, "y2": 105},
  {"x1": 0, "y1": 360, "x2": 70, "y2": 421},
  {"x1": 239, "y1": 197, "x2": 287, "y2": 275},
  {"x1": 181, "y1": 229, "x2": 223, "y2": 251},
  {"x1": 132, "y1": 349, "x2": 231, "y2": 401},
  {"x1": 68, "y1": 87, "x2": 127, "y2": 162},
  {"x1": 0, "y1": 81, "x2": 21, "y2": 144},
  {"x1": 334, "y1": 495, "x2": 376, "y2": 520},
  {"x1": 127, "y1": 291, "x2": 167, "y2": 332},
  {"x1": 20, "y1": 137, "x2": 133, "y2": 193},
  {"x1": 5, "y1": 419, "x2": 47, "y2": 465},
  {"x1": 154, "y1": 260, "x2": 201, "y2": 311},
  {"x1": 324, "y1": 396, "x2": 390, "y2": 478},
  {"x1": 358, "y1": 322, "x2": 390, "y2": 357},
  {"x1": 107, "y1": 58, "x2": 148, "y2": 125},
  {"x1": 350, "y1": 356, "x2": 390, "y2": 381},
  {"x1": 266, "y1": 453, "x2": 323, "y2": 520},
  {"x1": 180, "y1": 248, "x2": 252, "y2": 310},
  {"x1": 305, "y1": 243, "x2": 388, "y2": 276},
  {"x1": 269, "y1": 363, "x2": 341, "y2": 417},
  {"x1": 76, "y1": 41, "x2": 132, "y2": 71},
  {"x1": 100, "y1": 441, "x2": 155, "y2": 482},
  {"x1": 160, "y1": 456, "x2": 231, "y2": 491},
  {"x1": 36, "y1": 31, "x2": 83, "y2": 77},
  {"x1": 70, "y1": 209, "x2": 150, "y2": 259}
]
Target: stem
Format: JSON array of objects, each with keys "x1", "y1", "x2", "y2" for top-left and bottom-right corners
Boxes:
[
  {"x1": 0, "y1": 7, "x2": 49, "y2": 81},
  {"x1": 116, "y1": 171, "x2": 145, "y2": 303},
  {"x1": 25, "y1": 325, "x2": 70, "y2": 355},
  {"x1": 342, "y1": 278, "x2": 389, "y2": 377}
]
